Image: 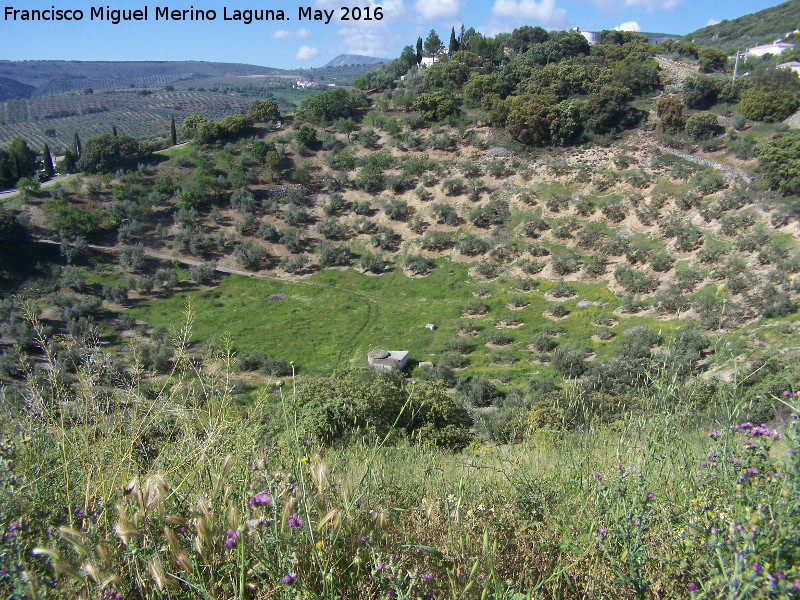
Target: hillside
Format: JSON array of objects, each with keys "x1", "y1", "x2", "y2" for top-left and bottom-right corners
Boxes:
[
  {"x1": 0, "y1": 76, "x2": 35, "y2": 102},
  {"x1": 2, "y1": 16, "x2": 800, "y2": 600},
  {"x1": 683, "y1": 0, "x2": 800, "y2": 52},
  {"x1": 324, "y1": 54, "x2": 389, "y2": 67}
]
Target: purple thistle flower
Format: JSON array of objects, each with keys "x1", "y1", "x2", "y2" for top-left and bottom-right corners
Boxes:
[
  {"x1": 283, "y1": 572, "x2": 296, "y2": 585},
  {"x1": 647, "y1": 492, "x2": 654, "y2": 499},
  {"x1": 249, "y1": 490, "x2": 271, "y2": 506},
  {"x1": 288, "y1": 513, "x2": 303, "y2": 527},
  {"x1": 598, "y1": 527, "x2": 607, "y2": 535},
  {"x1": 688, "y1": 583, "x2": 697, "y2": 591},
  {"x1": 784, "y1": 391, "x2": 791, "y2": 397},
  {"x1": 634, "y1": 520, "x2": 641, "y2": 527},
  {"x1": 595, "y1": 474, "x2": 601, "y2": 480},
  {"x1": 753, "y1": 562, "x2": 761, "y2": 572}
]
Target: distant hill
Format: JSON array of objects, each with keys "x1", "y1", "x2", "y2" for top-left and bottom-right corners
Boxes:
[
  {"x1": 324, "y1": 54, "x2": 388, "y2": 68},
  {"x1": 641, "y1": 32, "x2": 681, "y2": 44},
  {"x1": 0, "y1": 61, "x2": 286, "y2": 96},
  {"x1": 0, "y1": 77, "x2": 35, "y2": 102},
  {"x1": 682, "y1": 0, "x2": 800, "y2": 52}
]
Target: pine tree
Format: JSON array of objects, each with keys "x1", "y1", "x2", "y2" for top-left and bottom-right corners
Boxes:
[
  {"x1": 42, "y1": 143, "x2": 54, "y2": 178},
  {"x1": 170, "y1": 116, "x2": 177, "y2": 146},
  {"x1": 73, "y1": 132, "x2": 81, "y2": 158},
  {"x1": 416, "y1": 37, "x2": 423, "y2": 66},
  {"x1": 112, "y1": 124, "x2": 117, "y2": 136},
  {"x1": 449, "y1": 27, "x2": 459, "y2": 54}
]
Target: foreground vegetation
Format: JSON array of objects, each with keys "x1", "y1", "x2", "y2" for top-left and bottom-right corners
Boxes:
[{"x1": 0, "y1": 317, "x2": 798, "y2": 599}]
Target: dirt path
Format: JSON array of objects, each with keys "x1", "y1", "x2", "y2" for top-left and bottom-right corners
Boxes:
[
  {"x1": 785, "y1": 109, "x2": 800, "y2": 129},
  {"x1": 655, "y1": 146, "x2": 753, "y2": 183},
  {"x1": 655, "y1": 56, "x2": 699, "y2": 85}
]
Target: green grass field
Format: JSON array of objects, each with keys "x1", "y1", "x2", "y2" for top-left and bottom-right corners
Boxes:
[{"x1": 127, "y1": 260, "x2": 686, "y2": 383}]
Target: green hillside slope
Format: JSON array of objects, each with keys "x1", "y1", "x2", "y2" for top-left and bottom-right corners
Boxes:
[{"x1": 683, "y1": 0, "x2": 800, "y2": 52}]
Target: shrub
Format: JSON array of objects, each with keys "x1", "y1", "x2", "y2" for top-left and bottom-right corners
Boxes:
[
  {"x1": 431, "y1": 202, "x2": 461, "y2": 226},
  {"x1": 234, "y1": 240, "x2": 267, "y2": 269},
  {"x1": 257, "y1": 222, "x2": 278, "y2": 241},
  {"x1": 443, "y1": 177, "x2": 466, "y2": 196},
  {"x1": 649, "y1": 252, "x2": 675, "y2": 272},
  {"x1": 531, "y1": 332, "x2": 557, "y2": 352},
  {"x1": 280, "y1": 254, "x2": 309, "y2": 273},
  {"x1": 317, "y1": 241, "x2": 350, "y2": 267},
  {"x1": 470, "y1": 199, "x2": 510, "y2": 228},
  {"x1": 614, "y1": 264, "x2": 658, "y2": 293},
  {"x1": 549, "y1": 281, "x2": 577, "y2": 298},
  {"x1": 548, "y1": 302, "x2": 570, "y2": 318},
  {"x1": 685, "y1": 112, "x2": 724, "y2": 140},
  {"x1": 739, "y1": 87, "x2": 799, "y2": 123},
  {"x1": 420, "y1": 231, "x2": 454, "y2": 251},
  {"x1": 404, "y1": 253, "x2": 433, "y2": 274},
  {"x1": 474, "y1": 259, "x2": 503, "y2": 279},
  {"x1": 189, "y1": 262, "x2": 217, "y2": 284},
  {"x1": 360, "y1": 251, "x2": 387, "y2": 273},
  {"x1": 463, "y1": 298, "x2": 487, "y2": 315},
  {"x1": 551, "y1": 251, "x2": 581, "y2": 275},
  {"x1": 551, "y1": 344, "x2": 588, "y2": 377},
  {"x1": 584, "y1": 254, "x2": 608, "y2": 276}
]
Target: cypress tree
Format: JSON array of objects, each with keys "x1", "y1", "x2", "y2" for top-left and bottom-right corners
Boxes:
[
  {"x1": 449, "y1": 27, "x2": 459, "y2": 54},
  {"x1": 73, "y1": 132, "x2": 81, "y2": 158},
  {"x1": 416, "y1": 37, "x2": 423, "y2": 65},
  {"x1": 112, "y1": 124, "x2": 117, "y2": 137},
  {"x1": 170, "y1": 116, "x2": 177, "y2": 146},
  {"x1": 42, "y1": 143, "x2": 54, "y2": 178}
]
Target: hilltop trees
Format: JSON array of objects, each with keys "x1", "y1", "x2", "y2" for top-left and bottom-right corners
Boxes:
[
  {"x1": 757, "y1": 131, "x2": 800, "y2": 195},
  {"x1": 41, "y1": 143, "x2": 54, "y2": 178},
  {"x1": 305, "y1": 87, "x2": 366, "y2": 124},
  {"x1": 248, "y1": 98, "x2": 280, "y2": 123},
  {"x1": 170, "y1": 116, "x2": 177, "y2": 146},
  {"x1": 423, "y1": 29, "x2": 444, "y2": 57},
  {"x1": 76, "y1": 134, "x2": 144, "y2": 173},
  {"x1": 0, "y1": 137, "x2": 37, "y2": 188}
]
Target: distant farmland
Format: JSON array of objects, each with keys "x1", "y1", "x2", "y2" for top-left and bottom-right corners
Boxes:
[{"x1": 0, "y1": 89, "x2": 257, "y2": 150}]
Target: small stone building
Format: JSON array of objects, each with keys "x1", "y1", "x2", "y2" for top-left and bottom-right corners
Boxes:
[{"x1": 367, "y1": 349, "x2": 408, "y2": 371}]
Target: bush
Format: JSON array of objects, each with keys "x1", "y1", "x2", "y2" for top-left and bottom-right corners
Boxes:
[
  {"x1": 739, "y1": 87, "x2": 799, "y2": 123},
  {"x1": 189, "y1": 262, "x2": 217, "y2": 283},
  {"x1": 531, "y1": 332, "x2": 557, "y2": 352},
  {"x1": 548, "y1": 302, "x2": 569, "y2": 318},
  {"x1": 318, "y1": 241, "x2": 350, "y2": 267},
  {"x1": 549, "y1": 282, "x2": 577, "y2": 298},
  {"x1": 649, "y1": 252, "x2": 675, "y2": 272},
  {"x1": 463, "y1": 298, "x2": 487, "y2": 315},
  {"x1": 551, "y1": 344, "x2": 588, "y2": 378},
  {"x1": 404, "y1": 253, "x2": 433, "y2": 274},
  {"x1": 685, "y1": 112, "x2": 724, "y2": 141},
  {"x1": 551, "y1": 251, "x2": 581, "y2": 275},
  {"x1": 470, "y1": 199, "x2": 510, "y2": 228},
  {"x1": 360, "y1": 251, "x2": 387, "y2": 273},
  {"x1": 614, "y1": 264, "x2": 658, "y2": 293},
  {"x1": 234, "y1": 240, "x2": 267, "y2": 269},
  {"x1": 420, "y1": 230, "x2": 454, "y2": 251}
]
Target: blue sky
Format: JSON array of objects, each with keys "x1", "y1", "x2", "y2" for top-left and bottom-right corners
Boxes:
[{"x1": 0, "y1": 0, "x2": 787, "y2": 67}]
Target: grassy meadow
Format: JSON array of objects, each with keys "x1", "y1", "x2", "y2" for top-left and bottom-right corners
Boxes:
[{"x1": 1, "y1": 330, "x2": 798, "y2": 599}]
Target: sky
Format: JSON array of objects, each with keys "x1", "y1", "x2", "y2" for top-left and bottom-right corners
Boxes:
[{"x1": 0, "y1": 0, "x2": 788, "y2": 68}]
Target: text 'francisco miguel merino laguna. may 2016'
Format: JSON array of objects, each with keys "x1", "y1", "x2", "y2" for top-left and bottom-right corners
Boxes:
[{"x1": 4, "y1": 5, "x2": 385, "y2": 25}]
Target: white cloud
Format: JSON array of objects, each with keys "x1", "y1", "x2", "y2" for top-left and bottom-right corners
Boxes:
[
  {"x1": 295, "y1": 46, "x2": 319, "y2": 61},
  {"x1": 337, "y1": 26, "x2": 395, "y2": 56},
  {"x1": 614, "y1": 21, "x2": 640, "y2": 31},
  {"x1": 592, "y1": 0, "x2": 681, "y2": 11},
  {"x1": 272, "y1": 28, "x2": 311, "y2": 39},
  {"x1": 491, "y1": 0, "x2": 567, "y2": 27},
  {"x1": 414, "y1": 0, "x2": 463, "y2": 20},
  {"x1": 706, "y1": 17, "x2": 720, "y2": 26}
]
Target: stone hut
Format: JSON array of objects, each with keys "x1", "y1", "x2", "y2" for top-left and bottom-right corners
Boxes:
[{"x1": 367, "y1": 349, "x2": 409, "y2": 371}]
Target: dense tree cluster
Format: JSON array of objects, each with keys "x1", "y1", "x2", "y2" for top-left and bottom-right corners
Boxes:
[{"x1": 0, "y1": 137, "x2": 37, "y2": 188}]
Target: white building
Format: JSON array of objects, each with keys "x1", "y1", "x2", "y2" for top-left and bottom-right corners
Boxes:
[
  {"x1": 746, "y1": 42, "x2": 795, "y2": 58},
  {"x1": 778, "y1": 60, "x2": 800, "y2": 75},
  {"x1": 367, "y1": 349, "x2": 409, "y2": 371}
]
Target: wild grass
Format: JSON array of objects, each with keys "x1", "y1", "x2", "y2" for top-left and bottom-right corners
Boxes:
[
  {"x1": 125, "y1": 263, "x2": 684, "y2": 385},
  {"x1": 1, "y1": 309, "x2": 798, "y2": 599}
]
